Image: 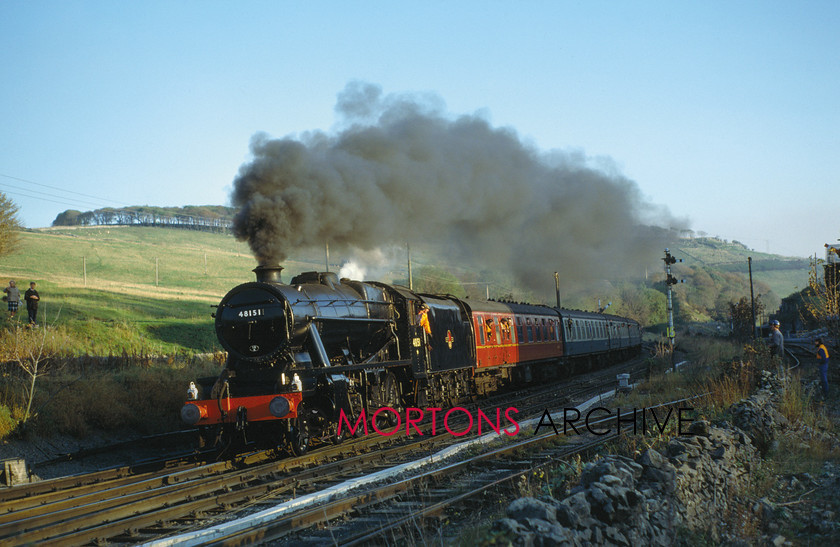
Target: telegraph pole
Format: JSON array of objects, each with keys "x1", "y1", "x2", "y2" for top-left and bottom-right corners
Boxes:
[
  {"x1": 663, "y1": 249, "x2": 683, "y2": 369},
  {"x1": 407, "y1": 243, "x2": 413, "y2": 290},
  {"x1": 748, "y1": 257, "x2": 756, "y2": 339},
  {"x1": 554, "y1": 272, "x2": 561, "y2": 307}
]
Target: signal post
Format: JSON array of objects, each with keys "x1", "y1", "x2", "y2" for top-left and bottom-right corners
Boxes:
[{"x1": 663, "y1": 249, "x2": 684, "y2": 370}]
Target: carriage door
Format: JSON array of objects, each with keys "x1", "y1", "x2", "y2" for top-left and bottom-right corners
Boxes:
[{"x1": 500, "y1": 316, "x2": 513, "y2": 364}]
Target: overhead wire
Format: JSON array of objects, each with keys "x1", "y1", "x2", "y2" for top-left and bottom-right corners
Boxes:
[{"x1": 0, "y1": 172, "x2": 132, "y2": 211}]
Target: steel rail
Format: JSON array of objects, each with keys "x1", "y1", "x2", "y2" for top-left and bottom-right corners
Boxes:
[{"x1": 197, "y1": 393, "x2": 709, "y2": 545}]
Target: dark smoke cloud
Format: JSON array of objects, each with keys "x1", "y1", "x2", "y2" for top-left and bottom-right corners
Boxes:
[{"x1": 232, "y1": 82, "x2": 686, "y2": 293}]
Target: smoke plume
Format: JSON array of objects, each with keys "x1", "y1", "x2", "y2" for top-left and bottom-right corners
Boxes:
[{"x1": 232, "y1": 82, "x2": 685, "y2": 293}]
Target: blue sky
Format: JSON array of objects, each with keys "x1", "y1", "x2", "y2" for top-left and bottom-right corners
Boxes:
[{"x1": 1, "y1": 1, "x2": 837, "y2": 258}]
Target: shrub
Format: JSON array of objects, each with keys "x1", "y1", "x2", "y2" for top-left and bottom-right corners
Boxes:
[
  {"x1": 30, "y1": 357, "x2": 223, "y2": 437},
  {"x1": 0, "y1": 404, "x2": 18, "y2": 438}
]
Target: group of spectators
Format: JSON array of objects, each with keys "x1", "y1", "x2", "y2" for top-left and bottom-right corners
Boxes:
[{"x1": 2, "y1": 279, "x2": 40, "y2": 326}]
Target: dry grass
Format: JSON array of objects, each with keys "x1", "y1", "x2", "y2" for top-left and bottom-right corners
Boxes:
[
  {"x1": 1, "y1": 345, "x2": 223, "y2": 439},
  {"x1": 700, "y1": 356, "x2": 756, "y2": 417},
  {"x1": 778, "y1": 370, "x2": 816, "y2": 425}
]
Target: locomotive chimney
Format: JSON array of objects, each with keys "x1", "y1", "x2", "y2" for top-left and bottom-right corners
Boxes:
[{"x1": 253, "y1": 264, "x2": 284, "y2": 284}]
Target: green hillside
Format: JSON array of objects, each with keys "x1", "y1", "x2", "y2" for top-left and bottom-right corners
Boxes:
[
  {"x1": 666, "y1": 237, "x2": 810, "y2": 323},
  {"x1": 0, "y1": 226, "x2": 331, "y2": 354},
  {"x1": 673, "y1": 237, "x2": 810, "y2": 298}
]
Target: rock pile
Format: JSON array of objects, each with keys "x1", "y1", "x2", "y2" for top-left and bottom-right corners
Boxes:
[
  {"x1": 495, "y1": 419, "x2": 758, "y2": 545},
  {"x1": 493, "y1": 370, "x2": 828, "y2": 545}
]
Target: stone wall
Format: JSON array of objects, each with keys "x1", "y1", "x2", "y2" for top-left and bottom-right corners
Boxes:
[
  {"x1": 494, "y1": 373, "x2": 794, "y2": 546},
  {"x1": 495, "y1": 420, "x2": 757, "y2": 545}
]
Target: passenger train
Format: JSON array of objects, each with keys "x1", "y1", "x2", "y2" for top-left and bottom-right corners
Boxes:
[{"x1": 181, "y1": 265, "x2": 642, "y2": 455}]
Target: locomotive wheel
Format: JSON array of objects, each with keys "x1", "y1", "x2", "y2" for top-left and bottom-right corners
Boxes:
[
  {"x1": 371, "y1": 372, "x2": 402, "y2": 431},
  {"x1": 383, "y1": 372, "x2": 402, "y2": 426},
  {"x1": 289, "y1": 406, "x2": 310, "y2": 456}
]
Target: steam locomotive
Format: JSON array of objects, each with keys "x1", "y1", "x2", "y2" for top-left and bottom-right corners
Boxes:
[{"x1": 181, "y1": 265, "x2": 642, "y2": 455}]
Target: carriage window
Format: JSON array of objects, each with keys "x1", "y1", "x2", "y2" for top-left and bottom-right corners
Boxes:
[
  {"x1": 527, "y1": 318, "x2": 534, "y2": 343},
  {"x1": 516, "y1": 317, "x2": 523, "y2": 342},
  {"x1": 501, "y1": 317, "x2": 513, "y2": 343},
  {"x1": 476, "y1": 315, "x2": 485, "y2": 346},
  {"x1": 548, "y1": 320, "x2": 556, "y2": 341},
  {"x1": 485, "y1": 317, "x2": 496, "y2": 345}
]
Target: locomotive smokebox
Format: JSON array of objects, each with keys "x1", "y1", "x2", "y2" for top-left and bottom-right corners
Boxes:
[{"x1": 253, "y1": 264, "x2": 284, "y2": 284}]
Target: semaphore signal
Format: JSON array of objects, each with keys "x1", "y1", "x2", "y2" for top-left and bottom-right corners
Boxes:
[{"x1": 663, "y1": 249, "x2": 685, "y2": 369}]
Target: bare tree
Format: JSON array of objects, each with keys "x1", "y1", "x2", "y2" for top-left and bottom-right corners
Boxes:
[
  {"x1": 2, "y1": 308, "x2": 65, "y2": 424},
  {"x1": 801, "y1": 252, "x2": 840, "y2": 340},
  {"x1": 729, "y1": 296, "x2": 765, "y2": 341}
]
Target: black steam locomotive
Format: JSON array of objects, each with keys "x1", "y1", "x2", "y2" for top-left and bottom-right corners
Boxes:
[{"x1": 181, "y1": 265, "x2": 642, "y2": 455}]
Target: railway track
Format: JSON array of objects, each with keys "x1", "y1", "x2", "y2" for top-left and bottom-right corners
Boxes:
[
  {"x1": 0, "y1": 357, "x2": 650, "y2": 545},
  {"x1": 164, "y1": 393, "x2": 707, "y2": 546},
  {"x1": 29, "y1": 430, "x2": 200, "y2": 478}
]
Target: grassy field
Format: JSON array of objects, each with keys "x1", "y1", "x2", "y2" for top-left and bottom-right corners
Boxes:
[{"x1": 0, "y1": 226, "x2": 331, "y2": 354}]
